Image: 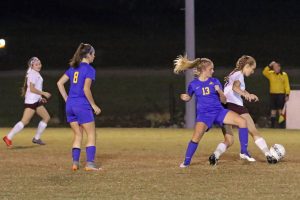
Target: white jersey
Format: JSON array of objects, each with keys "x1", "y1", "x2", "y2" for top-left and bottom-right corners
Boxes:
[
  {"x1": 224, "y1": 71, "x2": 245, "y2": 106},
  {"x1": 25, "y1": 69, "x2": 43, "y2": 104}
]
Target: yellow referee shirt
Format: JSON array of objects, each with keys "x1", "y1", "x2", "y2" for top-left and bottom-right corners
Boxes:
[{"x1": 262, "y1": 66, "x2": 290, "y2": 95}]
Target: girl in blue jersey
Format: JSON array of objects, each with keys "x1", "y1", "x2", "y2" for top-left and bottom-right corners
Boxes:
[
  {"x1": 57, "y1": 43, "x2": 102, "y2": 171},
  {"x1": 173, "y1": 55, "x2": 250, "y2": 167}
]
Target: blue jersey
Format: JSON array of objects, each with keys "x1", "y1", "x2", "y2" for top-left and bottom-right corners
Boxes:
[
  {"x1": 65, "y1": 62, "x2": 96, "y2": 105},
  {"x1": 188, "y1": 77, "x2": 223, "y2": 114}
]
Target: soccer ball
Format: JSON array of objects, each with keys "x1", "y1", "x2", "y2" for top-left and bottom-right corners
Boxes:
[{"x1": 270, "y1": 144, "x2": 286, "y2": 161}]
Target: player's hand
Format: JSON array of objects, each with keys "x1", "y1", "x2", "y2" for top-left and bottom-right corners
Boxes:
[
  {"x1": 249, "y1": 94, "x2": 259, "y2": 102},
  {"x1": 40, "y1": 98, "x2": 48, "y2": 104},
  {"x1": 285, "y1": 95, "x2": 289, "y2": 102},
  {"x1": 214, "y1": 85, "x2": 220, "y2": 91},
  {"x1": 269, "y1": 61, "x2": 276, "y2": 68},
  {"x1": 92, "y1": 104, "x2": 101, "y2": 115},
  {"x1": 242, "y1": 92, "x2": 252, "y2": 102},
  {"x1": 180, "y1": 94, "x2": 191, "y2": 102},
  {"x1": 42, "y1": 92, "x2": 51, "y2": 99}
]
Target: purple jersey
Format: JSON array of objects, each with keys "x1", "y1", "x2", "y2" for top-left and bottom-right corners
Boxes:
[
  {"x1": 188, "y1": 77, "x2": 223, "y2": 114},
  {"x1": 65, "y1": 62, "x2": 95, "y2": 105}
]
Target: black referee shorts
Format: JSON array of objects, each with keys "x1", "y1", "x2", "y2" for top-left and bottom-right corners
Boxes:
[{"x1": 270, "y1": 94, "x2": 285, "y2": 110}]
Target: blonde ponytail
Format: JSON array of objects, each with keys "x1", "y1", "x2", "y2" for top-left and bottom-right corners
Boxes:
[{"x1": 173, "y1": 55, "x2": 200, "y2": 74}]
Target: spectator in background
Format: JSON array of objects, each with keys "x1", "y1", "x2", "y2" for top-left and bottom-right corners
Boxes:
[{"x1": 262, "y1": 61, "x2": 290, "y2": 128}]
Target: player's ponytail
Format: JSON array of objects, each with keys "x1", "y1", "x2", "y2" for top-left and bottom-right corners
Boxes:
[
  {"x1": 173, "y1": 55, "x2": 200, "y2": 74},
  {"x1": 173, "y1": 55, "x2": 213, "y2": 77},
  {"x1": 69, "y1": 43, "x2": 95, "y2": 68},
  {"x1": 224, "y1": 55, "x2": 256, "y2": 85}
]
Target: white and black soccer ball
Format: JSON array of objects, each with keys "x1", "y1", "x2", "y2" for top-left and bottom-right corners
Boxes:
[{"x1": 270, "y1": 144, "x2": 286, "y2": 161}]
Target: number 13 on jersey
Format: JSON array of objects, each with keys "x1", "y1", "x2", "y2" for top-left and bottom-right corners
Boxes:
[
  {"x1": 73, "y1": 72, "x2": 79, "y2": 83},
  {"x1": 202, "y1": 87, "x2": 210, "y2": 95}
]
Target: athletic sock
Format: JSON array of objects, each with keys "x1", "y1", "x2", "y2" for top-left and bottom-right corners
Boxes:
[
  {"x1": 7, "y1": 121, "x2": 24, "y2": 140},
  {"x1": 34, "y1": 121, "x2": 47, "y2": 140},
  {"x1": 86, "y1": 146, "x2": 96, "y2": 163},
  {"x1": 214, "y1": 142, "x2": 227, "y2": 159},
  {"x1": 72, "y1": 148, "x2": 81, "y2": 162},
  {"x1": 183, "y1": 141, "x2": 199, "y2": 165},
  {"x1": 238, "y1": 128, "x2": 249, "y2": 154},
  {"x1": 255, "y1": 137, "x2": 270, "y2": 156}
]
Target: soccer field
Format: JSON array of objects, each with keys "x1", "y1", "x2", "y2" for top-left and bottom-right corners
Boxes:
[{"x1": 0, "y1": 128, "x2": 299, "y2": 200}]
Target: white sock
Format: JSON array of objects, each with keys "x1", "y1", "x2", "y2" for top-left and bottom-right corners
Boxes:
[
  {"x1": 214, "y1": 143, "x2": 227, "y2": 159},
  {"x1": 7, "y1": 121, "x2": 24, "y2": 140},
  {"x1": 255, "y1": 137, "x2": 270, "y2": 156},
  {"x1": 34, "y1": 121, "x2": 47, "y2": 140}
]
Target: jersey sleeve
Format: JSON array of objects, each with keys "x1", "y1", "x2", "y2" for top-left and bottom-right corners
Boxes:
[
  {"x1": 283, "y1": 73, "x2": 291, "y2": 95},
  {"x1": 187, "y1": 82, "x2": 194, "y2": 97},
  {"x1": 214, "y1": 78, "x2": 223, "y2": 90},
  {"x1": 262, "y1": 66, "x2": 271, "y2": 79},
  {"x1": 27, "y1": 72, "x2": 39, "y2": 85},
  {"x1": 65, "y1": 68, "x2": 71, "y2": 78},
  {"x1": 86, "y1": 67, "x2": 96, "y2": 81}
]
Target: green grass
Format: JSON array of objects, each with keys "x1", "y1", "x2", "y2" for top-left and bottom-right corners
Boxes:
[{"x1": 0, "y1": 128, "x2": 299, "y2": 200}]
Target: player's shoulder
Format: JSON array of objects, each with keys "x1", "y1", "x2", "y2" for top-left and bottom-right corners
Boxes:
[
  {"x1": 282, "y1": 71, "x2": 288, "y2": 76},
  {"x1": 27, "y1": 69, "x2": 40, "y2": 77},
  {"x1": 210, "y1": 77, "x2": 220, "y2": 83}
]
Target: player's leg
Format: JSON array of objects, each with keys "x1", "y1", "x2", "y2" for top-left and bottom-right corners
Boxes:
[
  {"x1": 270, "y1": 94, "x2": 277, "y2": 128},
  {"x1": 70, "y1": 121, "x2": 83, "y2": 170},
  {"x1": 209, "y1": 125, "x2": 234, "y2": 165},
  {"x1": 241, "y1": 113, "x2": 277, "y2": 164},
  {"x1": 3, "y1": 108, "x2": 35, "y2": 147},
  {"x1": 33, "y1": 105, "x2": 50, "y2": 145},
  {"x1": 81, "y1": 121, "x2": 102, "y2": 171},
  {"x1": 180, "y1": 122, "x2": 207, "y2": 168},
  {"x1": 223, "y1": 111, "x2": 255, "y2": 161}
]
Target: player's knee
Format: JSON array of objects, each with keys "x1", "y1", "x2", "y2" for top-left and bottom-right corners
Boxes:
[
  {"x1": 43, "y1": 116, "x2": 50, "y2": 123},
  {"x1": 237, "y1": 117, "x2": 247, "y2": 128},
  {"x1": 21, "y1": 120, "x2": 29, "y2": 126},
  {"x1": 227, "y1": 138, "x2": 234, "y2": 147}
]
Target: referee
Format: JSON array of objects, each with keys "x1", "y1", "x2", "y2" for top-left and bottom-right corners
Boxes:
[{"x1": 263, "y1": 61, "x2": 290, "y2": 128}]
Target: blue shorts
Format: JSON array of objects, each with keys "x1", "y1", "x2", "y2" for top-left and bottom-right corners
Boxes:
[
  {"x1": 196, "y1": 108, "x2": 229, "y2": 129},
  {"x1": 66, "y1": 103, "x2": 94, "y2": 125}
]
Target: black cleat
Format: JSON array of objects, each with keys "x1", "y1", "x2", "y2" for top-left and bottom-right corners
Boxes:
[
  {"x1": 266, "y1": 155, "x2": 278, "y2": 164},
  {"x1": 209, "y1": 154, "x2": 218, "y2": 166}
]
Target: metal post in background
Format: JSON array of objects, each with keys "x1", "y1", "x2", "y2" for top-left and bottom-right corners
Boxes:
[{"x1": 185, "y1": 0, "x2": 196, "y2": 128}]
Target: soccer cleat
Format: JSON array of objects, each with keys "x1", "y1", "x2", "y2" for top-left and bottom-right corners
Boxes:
[
  {"x1": 32, "y1": 138, "x2": 46, "y2": 145},
  {"x1": 3, "y1": 136, "x2": 12, "y2": 147},
  {"x1": 72, "y1": 161, "x2": 80, "y2": 171},
  {"x1": 179, "y1": 162, "x2": 189, "y2": 168},
  {"x1": 208, "y1": 153, "x2": 218, "y2": 166},
  {"x1": 266, "y1": 155, "x2": 278, "y2": 164},
  {"x1": 240, "y1": 153, "x2": 256, "y2": 162},
  {"x1": 85, "y1": 162, "x2": 102, "y2": 171}
]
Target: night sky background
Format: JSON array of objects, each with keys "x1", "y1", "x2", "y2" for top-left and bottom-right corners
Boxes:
[{"x1": 1, "y1": 0, "x2": 300, "y2": 70}]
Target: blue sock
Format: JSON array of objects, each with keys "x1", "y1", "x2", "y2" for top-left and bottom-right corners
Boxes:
[
  {"x1": 72, "y1": 148, "x2": 81, "y2": 162},
  {"x1": 183, "y1": 141, "x2": 199, "y2": 165},
  {"x1": 238, "y1": 128, "x2": 249, "y2": 154},
  {"x1": 86, "y1": 146, "x2": 96, "y2": 163}
]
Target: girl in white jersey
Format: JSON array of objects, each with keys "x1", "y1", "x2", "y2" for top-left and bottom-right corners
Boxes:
[
  {"x1": 3, "y1": 57, "x2": 51, "y2": 147},
  {"x1": 209, "y1": 55, "x2": 277, "y2": 164}
]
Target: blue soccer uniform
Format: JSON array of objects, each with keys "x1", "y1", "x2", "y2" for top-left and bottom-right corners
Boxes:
[
  {"x1": 65, "y1": 62, "x2": 96, "y2": 125},
  {"x1": 187, "y1": 77, "x2": 229, "y2": 128}
]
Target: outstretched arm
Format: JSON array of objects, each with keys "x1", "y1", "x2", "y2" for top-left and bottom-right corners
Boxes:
[{"x1": 180, "y1": 94, "x2": 192, "y2": 102}]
